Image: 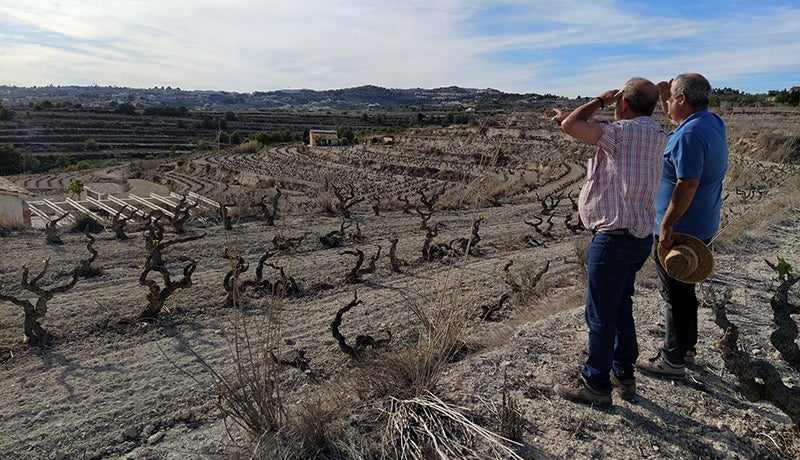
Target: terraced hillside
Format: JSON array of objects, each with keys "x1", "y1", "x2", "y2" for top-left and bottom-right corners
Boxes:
[
  {"x1": 0, "y1": 106, "x2": 415, "y2": 169},
  {"x1": 0, "y1": 106, "x2": 799, "y2": 459}
]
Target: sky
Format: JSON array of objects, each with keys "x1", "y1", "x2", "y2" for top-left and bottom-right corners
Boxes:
[{"x1": 0, "y1": 0, "x2": 798, "y2": 98}]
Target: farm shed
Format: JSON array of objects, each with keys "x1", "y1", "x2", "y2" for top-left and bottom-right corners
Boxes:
[
  {"x1": 0, "y1": 177, "x2": 34, "y2": 227},
  {"x1": 309, "y1": 129, "x2": 339, "y2": 147}
]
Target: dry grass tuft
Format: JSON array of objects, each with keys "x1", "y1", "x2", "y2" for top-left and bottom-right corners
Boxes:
[
  {"x1": 198, "y1": 249, "x2": 288, "y2": 446},
  {"x1": 714, "y1": 173, "x2": 800, "y2": 250},
  {"x1": 215, "y1": 302, "x2": 286, "y2": 441},
  {"x1": 380, "y1": 391, "x2": 523, "y2": 460},
  {"x1": 358, "y1": 287, "x2": 474, "y2": 400},
  {"x1": 498, "y1": 369, "x2": 524, "y2": 442}
]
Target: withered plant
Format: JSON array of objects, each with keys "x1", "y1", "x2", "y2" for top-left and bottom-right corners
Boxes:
[
  {"x1": 712, "y1": 258, "x2": 800, "y2": 428},
  {"x1": 536, "y1": 191, "x2": 563, "y2": 215},
  {"x1": 138, "y1": 213, "x2": 205, "y2": 319},
  {"x1": 524, "y1": 214, "x2": 555, "y2": 241},
  {"x1": 333, "y1": 183, "x2": 365, "y2": 219},
  {"x1": 139, "y1": 258, "x2": 197, "y2": 320},
  {"x1": 422, "y1": 217, "x2": 485, "y2": 262},
  {"x1": 414, "y1": 186, "x2": 446, "y2": 231},
  {"x1": 168, "y1": 195, "x2": 198, "y2": 234},
  {"x1": 253, "y1": 183, "x2": 282, "y2": 226},
  {"x1": 330, "y1": 289, "x2": 364, "y2": 359},
  {"x1": 272, "y1": 234, "x2": 303, "y2": 252},
  {"x1": 0, "y1": 259, "x2": 80, "y2": 345},
  {"x1": 342, "y1": 246, "x2": 380, "y2": 284},
  {"x1": 388, "y1": 237, "x2": 404, "y2": 272},
  {"x1": 44, "y1": 212, "x2": 70, "y2": 245},
  {"x1": 110, "y1": 206, "x2": 134, "y2": 240},
  {"x1": 75, "y1": 232, "x2": 103, "y2": 278},
  {"x1": 222, "y1": 254, "x2": 249, "y2": 308},
  {"x1": 355, "y1": 287, "x2": 522, "y2": 459},
  {"x1": 482, "y1": 259, "x2": 551, "y2": 320},
  {"x1": 330, "y1": 289, "x2": 391, "y2": 360},
  {"x1": 194, "y1": 292, "x2": 289, "y2": 451},
  {"x1": 319, "y1": 218, "x2": 350, "y2": 248}
]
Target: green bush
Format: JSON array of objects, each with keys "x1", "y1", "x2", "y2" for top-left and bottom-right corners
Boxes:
[
  {"x1": 0, "y1": 144, "x2": 22, "y2": 175},
  {"x1": 84, "y1": 139, "x2": 100, "y2": 151},
  {"x1": 65, "y1": 178, "x2": 85, "y2": 198},
  {"x1": 0, "y1": 104, "x2": 14, "y2": 121}
]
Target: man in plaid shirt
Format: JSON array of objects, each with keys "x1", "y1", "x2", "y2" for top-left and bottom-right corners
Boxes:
[{"x1": 551, "y1": 77, "x2": 668, "y2": 406}]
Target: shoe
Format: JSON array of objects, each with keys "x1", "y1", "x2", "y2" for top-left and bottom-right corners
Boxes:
[
  {"x1": 610, "y1": 375, "x2": 636, "y2": 402},
  {"x1": 636, "y1": 352, "x2": 686, "y2": 380},
  {"x1": 554, "y1": 376, "x2": 612, "y2": 407},
  {"x1": 650, "y1": 340, "x2": 696, "y2": 365}
]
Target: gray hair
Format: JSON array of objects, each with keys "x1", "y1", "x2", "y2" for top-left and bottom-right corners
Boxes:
[
  {"x1": 622, "y1": 77, "x2": 659, "y2": 116},
  {"x1": 672, "y1": 73, "x2": 711, "y2": 108}
]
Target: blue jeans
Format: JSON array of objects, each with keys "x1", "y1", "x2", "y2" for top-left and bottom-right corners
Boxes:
[{"x1": 582, "y1": 233, "x2": 652, "y2": 394}]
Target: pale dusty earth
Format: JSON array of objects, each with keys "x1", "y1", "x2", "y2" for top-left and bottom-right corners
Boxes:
[{"x1": 1, "y1": 107, "x2": 799, "y2": 459}]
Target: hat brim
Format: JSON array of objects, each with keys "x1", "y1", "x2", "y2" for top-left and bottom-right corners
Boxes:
[{"x1": 657, "y1": 233, "x2": 714, "y2": 283}]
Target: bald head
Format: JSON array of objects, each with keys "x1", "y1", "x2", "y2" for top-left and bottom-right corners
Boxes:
[{"x1": 621, "y1": 77, "x2": 660, "y2": 116}]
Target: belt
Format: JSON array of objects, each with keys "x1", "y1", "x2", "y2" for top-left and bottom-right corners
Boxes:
[{"x1": 594, "y1": 228, "x2": 630, "y2": 236}]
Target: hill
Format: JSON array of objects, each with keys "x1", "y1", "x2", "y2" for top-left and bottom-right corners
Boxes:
[{"x1": 0, "y1": 84, "x2": 558, "y2": 112}]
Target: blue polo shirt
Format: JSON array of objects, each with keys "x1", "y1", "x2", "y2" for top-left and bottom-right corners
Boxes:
[{"x1": 655, "y1": 108, "x2": 728, "y2": 240}]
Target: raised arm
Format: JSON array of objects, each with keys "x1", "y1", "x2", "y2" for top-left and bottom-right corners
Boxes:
[{"x1": 551, "y1": 89, "x2": 620, "y2": 145}]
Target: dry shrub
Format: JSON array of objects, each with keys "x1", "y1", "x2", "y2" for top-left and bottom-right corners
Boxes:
[
  {"x1": 714, "y1": 174, "x2": 800, "y2": 250},
  {"x1": 756, "y1": 133, "x2": 800, "y2": 164},
  {"x1": 314, "y1": 190, "x2": 338, "y2": 215},
  {"x1": 194, "y1": 259, "x2": 288, "y2": 449},
  {"x1": 723, "y1": 155, "x2": 763, "y2": 190},
  {"x1": 219, "y1": 306, "x2": 286, "y2": 440},
  {"x1": 436, "y1": 173, "x2": 528, "y2": 209},
  {"x1": 252, "y1": 391, "x2": 356, "y2": 460},
  {"x1": 347, "y1": 287, "x2": 522, "y2": 459},
  {"x1": 233, "y1": 140, "x2": 262, "y2": 154},
  {"x1": 203, "y1": 270, "x2": 521, "y2": 458},
  {"x1": 359, "y1": 288, "x2": 474, "y2": 400}
]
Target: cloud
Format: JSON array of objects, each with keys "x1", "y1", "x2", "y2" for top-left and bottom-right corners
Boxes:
[{"x1": 0, "y1": 1, "x2": 798, "y2": 96}]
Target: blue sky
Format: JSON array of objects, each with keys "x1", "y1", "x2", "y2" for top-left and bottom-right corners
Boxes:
[{"x1": 0, "y1": 0, "x2": 798, "y2": 97}]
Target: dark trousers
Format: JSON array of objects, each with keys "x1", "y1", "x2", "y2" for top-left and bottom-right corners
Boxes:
[
  {"x1": 652, "y1": 237, "x2": 711, "y2": 364},
  {"x1": 582, "y1": 233, "x2": 652, "y2": 393}
]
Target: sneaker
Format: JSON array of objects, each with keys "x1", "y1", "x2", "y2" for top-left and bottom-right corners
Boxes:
[
  {"x1": 554, "y1": 376, "x2": 612, "y2": 407},
  {"x1": 610, "y1": 375, "x2": 636, "y2": 402},
  {"x1": 650, "y1": 340, "x2": 696, "y2": 365},
  {"x1": 636, "y1": 352, "x2": 686, "y2": 380}
]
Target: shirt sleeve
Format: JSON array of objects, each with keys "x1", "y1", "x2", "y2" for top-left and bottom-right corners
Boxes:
[{"x1": 596, "y1": 122, "x2": 621, "y2": 154}]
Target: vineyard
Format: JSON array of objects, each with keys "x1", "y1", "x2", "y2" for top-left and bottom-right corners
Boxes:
[{"x1": 1, "y1": 106, "x2": 799, "y2": 459}]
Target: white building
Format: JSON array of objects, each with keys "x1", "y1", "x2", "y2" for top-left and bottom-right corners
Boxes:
[{"x1": 0, "y1": 177, "x2": 34, "y2": 227}]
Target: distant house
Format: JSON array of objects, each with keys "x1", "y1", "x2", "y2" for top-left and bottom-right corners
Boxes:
[
  {"x1": 366, "y1": 135, "x2": 395, "y2": 145},
  {"x1": 0, "y1": 177, "x2": 34, "y2": 227},
  {"x1": 309, "y1": 129, "x2": 338, "y2": 147},
  {"x1": 791, "y1": 86, "x2": 800, "y2": 93}
]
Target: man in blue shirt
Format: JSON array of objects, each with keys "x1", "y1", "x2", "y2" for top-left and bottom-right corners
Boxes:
[{"x1": 637, "y1": 73, "x2": 728, "y2": 379}]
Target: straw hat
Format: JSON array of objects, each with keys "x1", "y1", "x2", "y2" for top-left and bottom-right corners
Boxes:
[{"x1": 657, "y1": 233, "x2": 714, "y2": 283}]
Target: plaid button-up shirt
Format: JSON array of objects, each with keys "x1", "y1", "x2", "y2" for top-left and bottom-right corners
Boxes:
[{"x1": 578, "y1": 116, "x2": 667, "y2": 238}]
